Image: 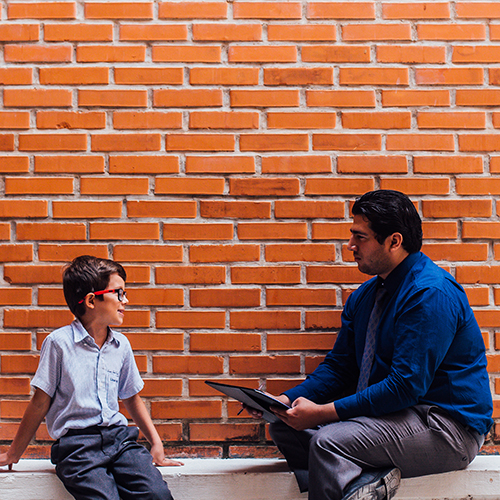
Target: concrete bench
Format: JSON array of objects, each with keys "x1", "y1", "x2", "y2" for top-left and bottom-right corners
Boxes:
[{"x1": 1, "y1": 456, "x2": 500, "y2": 500}]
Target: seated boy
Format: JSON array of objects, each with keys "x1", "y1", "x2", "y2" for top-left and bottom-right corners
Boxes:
[{"x1": 0, "y1": 255, "x2": 182, "y2": 500}]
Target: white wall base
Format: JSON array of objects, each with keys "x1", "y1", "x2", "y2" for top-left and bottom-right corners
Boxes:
[{"x1": 1, "y1": 456, "x2": 500, "y2": 500}]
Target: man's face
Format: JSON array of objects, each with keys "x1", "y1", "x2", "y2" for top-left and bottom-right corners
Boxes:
[{"x1": 347, "y1": 214, "x2": 394, "y2": 278}]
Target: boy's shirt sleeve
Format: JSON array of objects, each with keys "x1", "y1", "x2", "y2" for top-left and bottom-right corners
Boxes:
[
  {"x1": 116, "y1": 333, "x2": 144, "y2": 400},
  {"x1": 31, "y1": 336, "x2": 61, "y2": 398}
]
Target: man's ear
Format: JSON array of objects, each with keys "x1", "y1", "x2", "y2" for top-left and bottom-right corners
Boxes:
[{"x1": 389, "y1": 232, "x2": 403, "y2": 251}]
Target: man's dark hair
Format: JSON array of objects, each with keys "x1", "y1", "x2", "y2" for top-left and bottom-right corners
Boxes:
[
  {"x1": 352, "y1": 190, "x2": 422, "y2": 253},
  {"x1": 63, "y1": 255, "x2": 126, "y2": 319}
]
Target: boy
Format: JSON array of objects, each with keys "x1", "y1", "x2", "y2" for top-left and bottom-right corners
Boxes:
[{"x1": 0, "y1": 255, "x2": 182, "y2": 500}]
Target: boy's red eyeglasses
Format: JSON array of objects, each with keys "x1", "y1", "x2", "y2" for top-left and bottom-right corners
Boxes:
[{"x1": 78, "y1": 288, "x2": 127, "y2": 304}]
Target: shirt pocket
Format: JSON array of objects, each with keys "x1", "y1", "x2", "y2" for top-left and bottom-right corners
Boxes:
[{"x1": 106, "y1": 369, "x2": 120, "y2": 409}]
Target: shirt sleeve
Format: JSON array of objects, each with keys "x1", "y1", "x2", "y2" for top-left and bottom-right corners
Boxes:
[
  {"x1": 31, "y1": 336, "x2": 62, "y2": 398},
  {"x1": 335, "y1": 286, "x2": 459, "y2": 420},
  {"x1": 116, "y1": 335, "x2": 144, "y2": 400}
]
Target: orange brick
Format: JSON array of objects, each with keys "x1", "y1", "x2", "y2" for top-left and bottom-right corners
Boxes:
[
  {"x1": 275, "y1": 200, "x2": 344, "y2": 219},
  {"x1": 156, "y1": 311, "x2": 225, "y2": 329},
  {"x1": 79, "y1": 89, "x2": 147, "y2": 108},
  {"x1": 306, "y1": 310, "x2": 343, "y2": 329},
  {"x1": 127, "y1": 333, "x2": 183, "y2": 351},
  {"x1": 40, "y1": 67, "x2": 109, "y2": 85},
  {"x1": 0, "y1": 243, "x2": 33, "y2": 263},
  {"x1": 307, "y1": 2, "x2": 375, "y2": 19},
  {"x1": 166, "y1": 134, "x2": 234, "y2": 152},
  {"x1": 8, "y1": 2, "x2": 76, "y2": 19},
  {"x1": 159, "y1": 2, "x2": 227, "y2": 19},
  {"x1": 0, "y1": 400, "x2": 30, "y2": 418},
  {"x1": 311, "y1": 222, "x2": 351, "y2": 240},
  {"x1": 268, "y1": 24, "x2": 336, "y2": 41},
  {"x1": 265, "y1": 244, "x2": 336, "y2": 262},
  {"x1": 141, "y1": 379, "x2": 182, "y2": 397},
  {"x1": 19, "y1": 133, "x2": 86, "y2": 152},
  {"x1": 386, "y1": 134, "x2": 454, "y2": 151},
  {"x1": 156, "y1": 266, "x2": 225, "y2": 284},
  {"x1": 189, "y1": 423, "x2": 259, "y2": 442},
  {"x1": 190, "y1": 333, "x2": 261, "y2": 352},
  {"x1": 230, "y1": 354, "x2": 300, "y2": 373},
  {"x1": 16, "y1": 222, "x2": 86, "y2": 241},
  {"x1": 189, "y1": 245, "x2": 260, "y2": 263},
  {"x1": 229, "y1": 45, "x2": 297, "y2": 62},
  {"x1": 307, "y1": 265, "x2": 366, "y2": 284},
  {"x1": 342, "y1": 112, "x2": 411, "y2": 129},
  {"x1": 417, "y1": 111, "x2": 486, "y2": 129},
  {"x1": 35, "y1": 155, "x2": 105, "y2": 173},
  {"x1": 36, "y1": 111, "x2": 106, "y2": 129},
  {"x1": 337, "y1": 155, "x2": 408, "y2": 174},
  {"x1": 0, "y1": 135, "x2": 15, "y2": 151},
  {"x1": 414, "y1": 156, "x2": 483, "y2": 174},
  {"x1": 267, "y1": 112, "x2": 336, "y2": 130},
  {"x1": 229, "y1": 178, "x2": 300, "y2": 196},
  {"x1": 376, "y1": 45, "x2": 446, "y2": 63},
  {"x1": 240, "y1": 134, "x2": 308, "y2": 152},
  {"x1": 313, "y1": 134, "x2": 382, "y2": 151},
  {"x1": 0, "y1": 156, "x2": 29, "y2": 173},
  {"x1": 113, "y1": 111, "x2": 182, "y2": 130},
  {"x1": 5, "y1": 177, "x2": 73, "y2": 195},
  {"x1": 4, "y1": 88, "x2": 72, "y2": 107},
  {"x1": 92, "y1": 133, "x2": 161, "y2": 152},
  {"x1": 200, "y1": 201, "x2": 270, "y2": 219},
  {"x1": 5, "y1": 44, "x2": 72, "y2": 62},
  {"x1": 85, "y1": 2, "x2": 153, "y2": 19},
  {"x1": 422, "y1": 221, "x2": 458, "y2": 240},
  {"x1": 81, "y1": 176, "x2": 149, "y2": 195},
  {"x1": 89, "y1": 223, "x2": 159, "y2": 241},
  {"x1": 380, "y1": 177, "x2": 450, "y2": 195},
  {"x1": 264, "y1": 68, "x2": 333, "y2": 86},
  {"x1": 1, "y1": 355, "x2": 39, "y2": 374},
  {"x1": 152, "y1": 45, "x2": 221, "y2": 63},
  {"x1": 422, "y1": 243, "x2": 488, "y2": 262},
  {"x1": 115, "y1": 67, "x2": 183, "y2": 85},
  {"x1": 238, "y1": 222, "x2": 307, "y2": 240},
  {"x1": 463, "y1": 222, "x2": 500, "y2": 240},
  {"x1": 52, "y1": 201, "x2": 122, "y2": 219},
  {"x1": 231, "y1": 266, "x2": 300, "y2": 284},
  {"x1": 456, "y1": 266, "x2": 500, "y2": 284},
  {"x1": 120, "y1": 24, "x2": 187, "y2": 41},
  {"x1": 382, "y1": 90, "x2": 450, "y2": 107},
  {"x1": 476, "y1": 311, "x2": 500, "y2": 329},
  {"x1": 262, "y1": 156, "x2": 332, "y2": 173},
  {"x1": 163, "y1": 223, "x2": 233, "y2": 241},
  {"x1": 234, "y1": 2, "x2": 301, "y2": 19},
  {"x1": 0, "y1": 23, "x2": 39, "y2": 41},
  {"x1": 302, "y1": 45, "x2": 370, "y2": 63},
  {"x1": 305, "y1": 177, "x2": 374, "y2": 195},
  {"x1": 193, "y1": 23, "x2": 262, "y2": 41},
  {"x1": 422, "y1": 199, "x2": 491, "y2": 218},
  {"x1": 77, "y1": 45, "x2": 146, "y2": 62},
  {"x1": 490, "y1": 158, "x2": 500, "y2": 173},
  {"x1": 109, "y1": 155, "x2": 179, "y2": 174},
  {"x1": 492, "y1": 25, "x2": 500, "y2": 40},
  {"x1": 0, "y1": 287, "x2": 32, "y2": 304},
  {"x1": 456, "y1": 90, "x2": 500, "y2": 107},
  {"x1": 0, "y1": 377, "x2": 31, "y2": 396},
  {"x1": 151, "y1": 400, "x2": 222, "y2": 419},
  {"x1": 418, "y1": 24, "x2": 485, "y2": 40},
  {"x1": 191, "y1": 288, "x2": 260, "y2": 308},
  {"x1": 230, "y1": 90, "x2": 299, "y2": 108},
  {"x1": 190, "y1": 67, "x2": 258, "y2": 86},
  {"x1": 383, "y1": 2, "x2": 450, "y2": 19},
  {"x1": 186, "y1": 156, "x2": 255, "y2": 173},
  {"x1": 266, "y1": 288, "x2": 337, "y2": 306},
  {"x1": 127, "y1": 200, "x2": 196, "y2": 219},
  {"x1": 464, "y1": 287, "x2": 490, "y2": 307},
  {"x1": 415, "y1": 68, "x2": 483, "y2": 85},
  {"x1": 0, "y1": 68, "x2": 33, "y2": 85},
  {"x1": 453, "y1": 46, "x2": 500, "y2": 63},
  {"x1": 267, "y1": 333, "x2": 336, "y2": 351},
  {"x1": 0, "y1": 200, "x2": 47, "y2": 218},
  {"x1": 343, "y1": 23, "x2": 411, "y2": 41},
  {"x1": 37, "y1": 288, "x2": 65, "y2": 306},
  {"x1": 44, "y1": 23, "x2": 113, "y2": 41},
  {"x1": 0, "y1": 333, "x2": 32, "y2": 351},
  {"x1": 38, "y1": 244, "x2": 108, "y2": 262},
  {"x1": 155, "y1": 178, "x2": 224, "y2": 195},
  {"x1": 153, "y1": 355, "x2": 223, "y2": 374},
  {"x1": 113, "y1": 245, "x2": 182, "y2": 263},
  {"x1": 340, "y1": 68, "x2": 409, "y2": 85},
  {"x1": 4, "y1": 309, "x2": 72, "y2": 328},
  {"x1": 459, "y1": 135, "x2": 500, "y2": 152},
  {"x1": 189, "y1": 111, "x2": 259, "y2": 129},
  {"x1": 154, "y1": 89, "x2": 222, "y2": 108}
]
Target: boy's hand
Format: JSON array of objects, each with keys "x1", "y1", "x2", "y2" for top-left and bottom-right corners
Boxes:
[
  {"x1": 150, "y1": 443, "x2": 184, "y2": 467},
  {"x1": 0, "y1": 451, "x2": 16, "y2": 470}
]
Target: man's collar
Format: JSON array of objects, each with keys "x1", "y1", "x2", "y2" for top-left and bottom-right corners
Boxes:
[{"x1": 379, "y1": 252, "x2": 421, "y2": 296}]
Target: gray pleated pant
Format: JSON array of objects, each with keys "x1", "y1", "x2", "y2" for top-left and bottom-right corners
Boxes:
[{"x1": 269, "y1": 405, "x2": 484, "y2": 500}]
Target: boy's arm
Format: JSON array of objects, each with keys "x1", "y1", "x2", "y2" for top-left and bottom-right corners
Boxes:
[
  {"x1": 122, "y1": 393, "x2": 183, "y2": 467},
  {"x1": 0, "y1": 388, "x2": 51, "y2": 469}
]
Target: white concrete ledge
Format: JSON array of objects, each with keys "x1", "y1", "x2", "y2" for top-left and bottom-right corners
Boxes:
[{"x1": 1, "y1": 456, "x2": 500, "y2": 500}]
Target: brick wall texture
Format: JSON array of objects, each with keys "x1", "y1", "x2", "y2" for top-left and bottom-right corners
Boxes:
[{"x1": 1, "y1": 0, "x2": 500, "y2": 459}]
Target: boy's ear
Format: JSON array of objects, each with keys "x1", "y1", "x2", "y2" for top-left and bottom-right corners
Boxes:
[{"x1": 84, "y1": 293, "x2": 96, "y2": 310}]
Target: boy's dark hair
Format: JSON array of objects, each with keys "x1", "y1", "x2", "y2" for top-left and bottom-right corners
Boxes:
[
  {"x1": 352, "y1": 190, "x2": 423, "y2": 254},
  {"x1": 63, "y1": 255, "x2": 126, "y2": 319}
]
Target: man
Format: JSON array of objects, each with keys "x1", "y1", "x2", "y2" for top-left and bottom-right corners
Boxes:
[{"x1": 248, "y1": 190, "x2": 493, "y2": 500}]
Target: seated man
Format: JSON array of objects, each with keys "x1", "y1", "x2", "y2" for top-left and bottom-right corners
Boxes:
[{"x1": 248, "y1": 190, "x2": 493, "y2": 500}]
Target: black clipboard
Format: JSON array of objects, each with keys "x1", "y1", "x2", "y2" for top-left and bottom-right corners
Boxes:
[{"x1": 205, "y1": 380, "x2": 291, "y2": 423}]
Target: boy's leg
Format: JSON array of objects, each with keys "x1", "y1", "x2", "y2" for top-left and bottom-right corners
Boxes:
[
  {"x1": 106, "y1": 426, "x2": 174, "y2": 500},
  {"x1": 52, "y1": 428, "x2": 121, "y2": 500}
]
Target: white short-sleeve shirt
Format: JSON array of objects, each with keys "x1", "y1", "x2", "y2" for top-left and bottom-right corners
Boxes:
[{"x1": 31, "y1": 319, "x2": 144, "y2": 439}]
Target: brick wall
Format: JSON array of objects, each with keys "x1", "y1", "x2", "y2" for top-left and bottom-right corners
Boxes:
[{"x1": 0, "y1": 0, "x2": 500, "y2": 459}]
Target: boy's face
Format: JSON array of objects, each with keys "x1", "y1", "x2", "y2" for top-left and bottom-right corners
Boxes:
[{"x1": 94, "y1": 272, "x2": 128, "y2": 327}]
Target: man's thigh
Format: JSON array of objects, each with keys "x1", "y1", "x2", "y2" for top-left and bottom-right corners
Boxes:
[{"x1": 311, "y1": 405, "x2": 479, "y2": 478}]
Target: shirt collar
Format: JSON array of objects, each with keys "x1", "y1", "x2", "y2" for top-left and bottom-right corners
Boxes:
[
  {"x1": 380, "y1": 251, "x2": 421, "y2": 296},
  {"x1": 71, "y1": 318, "x2": 120, "y2": 347}
]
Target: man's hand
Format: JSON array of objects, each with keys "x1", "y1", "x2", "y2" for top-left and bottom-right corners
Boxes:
[
  {"x1": 241, "y1": 393, "x2": 291, "y2": 419},
  {"x1": 272, "y1": 397, "x2": 339, "y2": 431},
  {"x1": 150, "y1": 443, "x2": 184, "y2": 467}
]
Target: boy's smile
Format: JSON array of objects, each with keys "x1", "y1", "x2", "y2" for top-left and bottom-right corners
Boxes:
[{"x1": 94, "y1": 273, "x2": 128, "y2": 328}]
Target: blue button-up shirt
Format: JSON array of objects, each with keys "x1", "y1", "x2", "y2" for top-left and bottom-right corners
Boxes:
[
  {"x1": 285, "y1": 252, "x2": 493, "y2": 436},
  {"x1": 32, "y1": 319, "x2": 144, "y2": 439}
]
